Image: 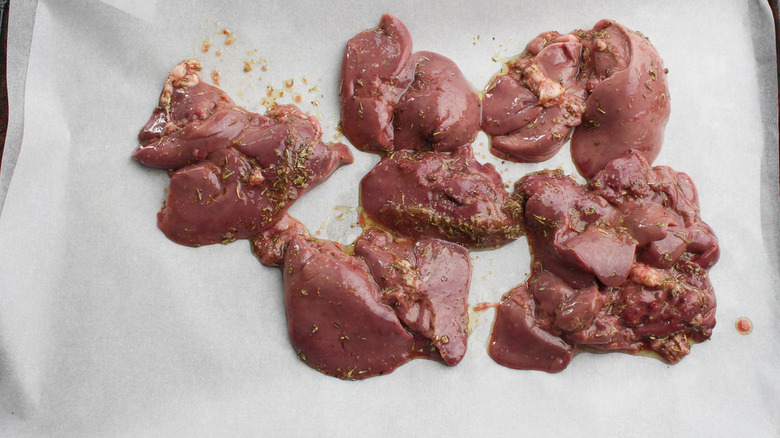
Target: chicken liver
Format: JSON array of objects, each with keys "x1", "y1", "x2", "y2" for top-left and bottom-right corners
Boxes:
[
  {"x1": 482, "y1": 20, "x2": 670, "y2": 178},
  {"x1": 489, "y1": 152, "x2": 718, "y2": 371},
  {"x1": 340, "y1": 14, "x2": 480, "y2": 153},
  {"x1": 252, "y1": 223, "x2": 472, "y2": 379},
  {"x1": 133, "y1": 60, "x2": 353, "y2": 246},
  {"x1": 360, "y1": 146, "x2": 523, "y2": 249}
]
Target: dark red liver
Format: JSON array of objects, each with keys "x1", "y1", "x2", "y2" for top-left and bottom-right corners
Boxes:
[
  {"x1": 340, "y1": 14, "x2": 480, "y2": 153},
  {"x1": 489, "y1": 152, "x2": 718, "y2": 371},
  {"x1": 283, "y1": 235, "x2": 416, "y2": 380},
  {"x1": 393, "y1": 51, "x2": 481, "y2": 153},
  {"x1": 489, "y1": 281, "x2": 574, "y2": 373},
  {"x1": 340, "y1": 14, "x2": 414, "y2": 153},
  {"x1": 571, "y1": 20, "x2": 671, "y2": 179},
  {"x1": 254, "y1": 223, "x2": 472, "y2": 379},
  {"x1": 482, "y1": 32, "x2": 585, "y2": 162},
  {"x1": 482, "y1": 20, "x2": 670, "y2": 178},
  {"x1": 355, "y1": 228, "x2": 471, "y2": 366},
  {"x1": 133, "y1": 60, "x2": 353, "y2": 246},
  {"x1": 360, "y1": 146, "x2": 523, "y2": 248}
]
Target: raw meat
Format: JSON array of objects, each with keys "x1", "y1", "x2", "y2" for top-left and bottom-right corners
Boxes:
[
  {"x1": 360, "y1": 146, "x2": 523, "y2": 248},
  {"x1": 571, "y1": 20, "x2": 671, "y2": 178},
  {"x1": 252, "y1": 224, "x2": 472, "y2": 379},
  {"x1": 133, "y1": 60, "x2": 353, "y2": 246},
  {"x1": 482, "y1": 20, "x2": 670, "y2": 178},
  {"x1": 355, "y1": 228, "x2": 471, "y2": 366},
  {"x1": 340, "y1": 14, "x2": 480, "y2": 153},
  {"x1": 489, "y1": 152, "x2": 718, "y2": 372}
]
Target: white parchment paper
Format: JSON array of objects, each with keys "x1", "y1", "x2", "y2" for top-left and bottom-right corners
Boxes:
[{"x1": 1, "y1": 0, "x2": 778, "y2": 436}]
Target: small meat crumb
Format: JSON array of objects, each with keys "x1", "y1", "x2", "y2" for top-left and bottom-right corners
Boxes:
[
  {"x1": 221, "y1": 28, "x2": 236, "y2": 46},
  {"x1": 211, "y1": 69, "x2": 221, "y2": 86}
]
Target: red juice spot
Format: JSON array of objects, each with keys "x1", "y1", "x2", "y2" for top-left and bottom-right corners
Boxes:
[
  {"x1": 473, "y1": 302, "x2": 498, "y2": 312},
  {"x1": 735, "y1": 317, "x2": 753, "y2": 335}
]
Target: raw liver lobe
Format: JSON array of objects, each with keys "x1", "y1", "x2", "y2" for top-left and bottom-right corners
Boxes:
[
  {"x1": 355, "y1": 228, "x2": 471, "y2": 366},
  {"x1": 482, "y1": 32, "x2": 585, "y2": 163},
  {"x1": 340, "y1": 14, "x2": 479, "y2": 154},
  {"x1": 489, "y1": 282, "x2": 574, "y2": 373},
  {"x1": 571, "y1": 20, "x2": 671, "y2": 179},
  {"x1": 393, "y1": 51, "x2": 481, "y2": 153},
  {"x1": 134, "y1": 61, "x2": 353, "y2": 246},
  {"x1": 489, "y1": 152, "x2": 718, "y2": 371},
  {"x1": 360, "y1": 146, "x2": 523, "y2": 249},
  {"x1": 273, "y1": 227, "x2": 473, "y2": 379},
  {"x1": 482, "y1": 20, "x2": 670, "y2": 178},
  {"x1": 283, "y1": 235, "x2": 415, "y2": 380},
  {"x1": 340, "y1": 14, "x2": 414, "y2": 152}
]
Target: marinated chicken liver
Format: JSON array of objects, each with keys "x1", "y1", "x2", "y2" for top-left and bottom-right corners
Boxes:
[
  {"x1": 135, "y1": 16, "x2": 719, "y2": 380},
  {"x1": 133, "y1": 60, "x2": 353, "y2": 246},
  {"x1": 360, "y1": 146, "x2": 523, "y2": 248},
  {"x1": 281, "y1": 234, "x2": 417, "y2": 380},
  {"x1": 482, "y1": 31, "x2": 586, "y2": 162},
  {"x1": 250, "y1": 213, "x2": 310, "y2": 267},
  {"x1": 489, "y1": 152, "x2": 718, "y2": 372},
  {"x1": 482, "y1": 20, "x2": 670, "y2": 178},
  {"x1": 571, "y1": 20, "x2": 671, "y2": 178},
  {"x1": 253, "y1": 223, "x2": 471, "y2": 379},
  {"x1": 340, "y1": 14, "x2": 480, "y2": 153},
  {"x1": 354, "y1": 228, "x2": 471, "y2": 366}
]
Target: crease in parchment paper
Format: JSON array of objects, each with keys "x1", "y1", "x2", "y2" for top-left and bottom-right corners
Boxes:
[
  {"x1": 0, "y1": 0, "x2": 38, "y2": 218},
  {"x1": 749, "y1": 0, "x2": 780, "y2": 279}
]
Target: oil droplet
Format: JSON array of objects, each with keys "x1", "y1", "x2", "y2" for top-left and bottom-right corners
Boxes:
[{"x1": 735, "y1": 317, "x2": 753, "y2": 335}]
